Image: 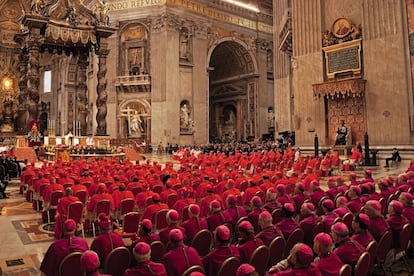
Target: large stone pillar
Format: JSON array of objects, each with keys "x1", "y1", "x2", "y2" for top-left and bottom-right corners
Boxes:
[
  {"x1": 150, "y1": 13, "x2": 182, "y2": 146},
  {"x1": 95, "y1": 42, "x2": 110, "y2": 136},
  {"x1": 16, "y1": 46, "x2": 29, "y2": 134},
  {"x1": 77, "y1": 50, "x2": 89, "y2": 136},
  {"x1": 26, "y1": 29, "x2": 42, "y2": 123},
  {"x1": 192, "y1": 23, "x2": 210, "y2": 144}
]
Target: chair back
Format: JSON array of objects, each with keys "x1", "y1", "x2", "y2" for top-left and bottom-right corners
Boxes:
[
  {"x1": 376, "y1": 231, "x2": 392, "y2": 264},
  {"x1": 354, "y1": 251, "x2": 370, "y2": 276},
  {"x1": 58, "y1": 252, "x2": 83, "y2": 276},
  {"x1": 95, "y1": 199, "x2": 111, "y2": 216},
  {"x1": 191, "y1": 229, "x2": 213, "y2": 257},
  {"x1": 182, "y1": 265, "x2": 205, "y2": 276},
  {"x1": 217, "y1": 256, "x2": 241, "y2": 276},
  {"x1": 249, "y1": 245, "x2": 270, "y2": 276},
  {"x1": 285, "y1": 228, "x2": 304, "y2": 258},
  {"x1": 269, "y1": 236, "x2": 286, "y2": 267},
  {"x1": 339, "y1": 264, "x2": 352, "y2": 276},
  {"x1": 74, "y1": 190, "x2": 88, "y2": 204},
  {"x1": 120, "y1": 198, "x2": 135, "y2": 216},
  {"x1": 181, "y1": 205, "x2": 190, "y2": 222},
  {"x1": 366, "y1": 240, "x2": 377, "y2": 274},
  {"x1": 271, "y1": 208, "x2": 282, "y2": 224},
  {"x1": 67, "y1": 201, "x2": 84, "y2": 225},
  {"x1": 342, "y1": 212, "x2": 354, "y2": 230},
  {"x1": 104, "y1": 247, "x2": 131, "y2": 276},
  {"x1": 122, "y1": 212, "x2": 141, "y2": 234},
  {"x1": 399, "y1": 223, "x2": 413, "y2": 252},
  {"x1": 144, "y1": 196, "x2": 153, "y2": 208},
  {"x1": 167, "y1": 193, "x2": 178, "y2": 208},
  {"x1": 150, "y1": 241, "x2": 165, "y2": 263},
  {"x1": 152, "y1": 185, "x2": 164, "y2": 194},
  {"x1": 131, "y1": 186, "x2": 143, "y2": 196},
  {"x1": 50, "y1": 190, "x2": 64, "y2": 206},
  {"x1": 62, "y1": 183, "x2": 72, "y2": 189},
  {"x1": 155, "y1": 209, "x2": 169, "y2": 230},
  {"x1": 311, "y1": 222, "x2": 325, "y2": 243}
]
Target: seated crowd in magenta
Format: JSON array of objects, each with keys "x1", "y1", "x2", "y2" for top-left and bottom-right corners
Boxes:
[{"x1": 17, "y1": 146, "x2": 414, "y2": 276}]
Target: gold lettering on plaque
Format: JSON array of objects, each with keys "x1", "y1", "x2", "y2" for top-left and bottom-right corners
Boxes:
[{"x1": 108, "y1": 0, "x2": 273, "y2": 34}]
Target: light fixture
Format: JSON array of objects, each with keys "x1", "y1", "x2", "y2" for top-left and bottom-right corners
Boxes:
[{"x1": 222, "y1": 0, "x2": 260, "y2": 13}]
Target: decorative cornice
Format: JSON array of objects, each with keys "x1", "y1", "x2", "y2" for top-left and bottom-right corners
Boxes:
[
  {"x1": 150, "y1": 13, "x2": 183, "y2": 33},
  {"x1": 313, "y1": 78, "x2": 366, "y2": 99}
]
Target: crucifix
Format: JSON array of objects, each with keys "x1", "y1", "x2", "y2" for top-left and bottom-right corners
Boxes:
[{"x1": 120, "y1": 107, "x2": 136, "y2": 136}]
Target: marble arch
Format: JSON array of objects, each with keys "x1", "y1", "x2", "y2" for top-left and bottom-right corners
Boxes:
[{"x1": 208, "y1": 38, "x2": 259, "y2": 142}]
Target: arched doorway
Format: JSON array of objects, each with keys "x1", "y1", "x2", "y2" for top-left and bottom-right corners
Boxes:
[{"x1": 208, "y1": 39, "x2": 257, "y2": 142}]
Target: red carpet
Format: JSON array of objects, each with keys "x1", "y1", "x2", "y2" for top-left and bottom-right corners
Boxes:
[
  {"x1": 122, "y1": 147, "x2": 143, "y2": 162},
  {"x1": 13, "y1": 148, "x2": 38, "y2": 163}
]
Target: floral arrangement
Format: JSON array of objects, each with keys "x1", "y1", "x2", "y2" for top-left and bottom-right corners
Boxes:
[{"x1": 46, "y1": 145, "x2": 122, "y2": 155}]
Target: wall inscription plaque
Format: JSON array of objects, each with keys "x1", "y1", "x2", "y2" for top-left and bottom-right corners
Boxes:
[{"x1": 323, "y1": 39, "x2": 362, "y2": 80}]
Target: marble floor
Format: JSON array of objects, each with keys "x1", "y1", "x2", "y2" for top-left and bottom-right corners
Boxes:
[{"x1": 0, "y1": 153, "x2": 411, "y2": 275}]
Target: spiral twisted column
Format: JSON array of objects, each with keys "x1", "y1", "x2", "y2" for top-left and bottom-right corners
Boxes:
[
  {"x1": 77, "y1": 50, "x2": 89, "y2": 136},
  {"x1": 95, "y1": 43, "x2": 110, "y2": 136}
]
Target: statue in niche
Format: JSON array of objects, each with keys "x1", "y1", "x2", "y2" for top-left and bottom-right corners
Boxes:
[
  {"x1": 128, "y1": 47, "x2": 143, "y2": 75},
  {"x1": 267, "y1": 107, "x2": 275, "y2": 129},
  {"x1": 130, "y1": 111, "x2": 144, "y2": 137},
  {"x1": 226, "y1": 109, "x2": 236, "y2": 126},
  {"x1": 179, "y1": 28, "x2": 192, "y2": 61},
  {"x1": 267, "y1": 50, "x2": 273, "y2": 73},
  {"x1": 180, "y1": 102, "x2": 193, "y2": 133}
]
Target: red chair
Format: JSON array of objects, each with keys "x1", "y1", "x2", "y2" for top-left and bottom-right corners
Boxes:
[
  {"x1": 366, "y1": 240, "x2": 377, "y2": 275},
  {"x1": 182, "y1": 265, "x2": 205, "y2": 276},
  {"x1": 342, "y1": 212, "x2": 354, "y2": 230},
  {"x1": 46, "y1": 190, "x2": 64, "y2": 224},
  {"x1": 92, "y1": 199, "x2": 111, "y2": 237},
  {"x1": 271, "y1": 209, "x2": 282, "y2": 224},
  {"x1": 191, "y1": 229, "x2": 213, "y2": 257},
  {"x1": 249, "y1": 245, "x2": 270, "y2": 276},
  {"x1": 154, "y1": 209, "x2": 169, "y2": 230},
  {"x1": 167, "y1": 193, "x2": 178, "y2": 208},
  {"x1": 37, "y1": 183, "x2": 48, "y2": 211},
  {"x1": 67, "y1": 201, "x2": 85, "y2": 238},
  {"x1": 103, "y1": 247, "x2": 131, "y2": 276},
  {"x1": 58, "y1": 252, "x2": 83, "y2": 276},
  {"x1": 217, "y1": 256, "x2": 240, "y2": 276},
  {"x1": 181, "y1": 205, "x2": 190, "y2": 222},
  {"x1": 116, "y1": 212, "x2": 140, "y2": 240},
  {"x1": 354, "y1": 251, "x2": 370, "y2": 276},
  {"x1": 339, "y1": 264, "x2": 352, "y2": 276},
  {"x1": 74, "y1": 190, "x2": 88, "y2": 205},
  {"x1": 152, "y1": 185, "x2": 164, "y2": 194},
  {"x1": 391, "y1": 223, "x2": 413, "y2": 274},
  {"x1": 118, "y1": 198, "x2": 135, "y2": 223},
  {"x1": 150, "y1": 241, "x2": 165, "y2": 263},
  {"x1": 284, "y1": 228, "x2": 304, "y2": 258},
  {"x1": 62, "y1": 183, "x2": 72, "y2": 189},
  {"x1": 131, "y1": 186, "x2": 143, "y2": 197},
  {"x1": 375, "y1": 231, "x2": 392, "y2": 275},
  {"x1": 268, "y1": 236, "x2": 286, "y2": 267}
]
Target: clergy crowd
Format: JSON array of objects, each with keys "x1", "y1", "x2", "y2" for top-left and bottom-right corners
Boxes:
[{"x1": 17, "y1": 144, "x2": 414, "y2": 275}]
